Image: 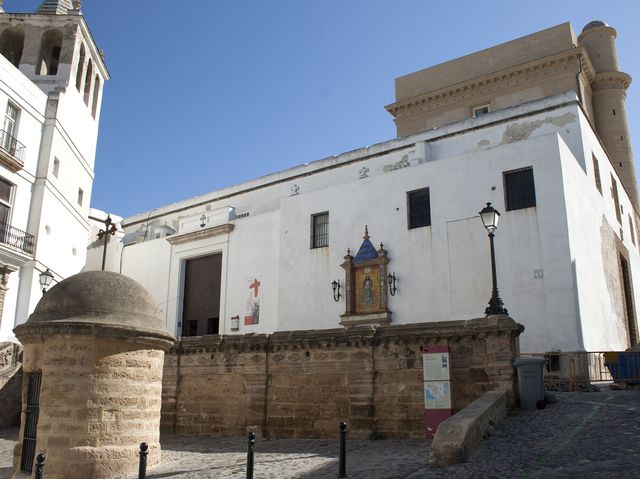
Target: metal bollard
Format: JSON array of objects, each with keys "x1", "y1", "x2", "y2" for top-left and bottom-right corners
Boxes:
[
  {"x1": 338, "y1": 421, "x2": 347, "y2": 478},
  {"x1": 139, "y1": 442, "x2": 149, "y2": 479},
  {"x1": 246, "y1": 431, "x2": 256, "y2": 479},
  {"x1": 34, "y1": 453, "x2": 45, "y2": 479}
]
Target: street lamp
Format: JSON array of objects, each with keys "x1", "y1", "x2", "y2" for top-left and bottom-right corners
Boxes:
[
  {"x1": 479, "y1": 202, "x2": 508, "y2": 315},
  {"x1": 39, "y1": 268, "x2": 54, "y2": 295}
]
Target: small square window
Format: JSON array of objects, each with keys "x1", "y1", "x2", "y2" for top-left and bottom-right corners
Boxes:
[
  {"x1": 504, "y1": 168, "x2": 536, "y2": 211},
  {"x1": 311, "y1": 212, "x2": 329, "y2": 248},
  {"x1": 407, "y1": 188, "x2": 431, "y2": 229},
  {"x1": 473, "y1": 105, "x2": 490, "y2": 118}
]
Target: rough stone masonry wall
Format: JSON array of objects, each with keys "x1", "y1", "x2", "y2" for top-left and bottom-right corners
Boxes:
[
  {"x1": 0, "y1": 342, "x2": 22, "y2": 427},
  {"x1": 162, "y1": 316, "x2": 523, "y2": 439},
  {"x1": 16, "y1": 335, "x2": 166, "y2": 479}
]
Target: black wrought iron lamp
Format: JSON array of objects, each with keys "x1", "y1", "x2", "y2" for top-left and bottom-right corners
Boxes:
[
  {"x1": 387, "y1": 272, "x2": 397, "y2": 296},
  {"x1": 479, "y1": 202, "x2": 508, "y2": 315},
  {"x1": 331, "y1": 280, "x2": 341, "y2": 302},
  {"x1": 39, "y1": 268, "x2": 54, "y2": 295}
]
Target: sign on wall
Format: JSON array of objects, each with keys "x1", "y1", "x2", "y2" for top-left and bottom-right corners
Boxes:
[{"x1": 244, "y1": 277, "x2": 260, "y2": 325}]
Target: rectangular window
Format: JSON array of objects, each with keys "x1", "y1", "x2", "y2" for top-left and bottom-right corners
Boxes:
[
  {"x1": 473, "y1": 104, "x2": 490, "y2": 118},
  {"x1": 77, "y1": 188, "x2": 84, "y2": 206},
  {"x1": 311, "y1": 212, "x2": 329, "y2": 248},
  {"x1": 2, "y1": 103, "x2": 19, "y2": 153},
  {"x1": 407, "y1": 188, "x2": 431, "y2": 229},
  {"x1": 52, "y1": 158, "x2": 60, "y2": 177},
  {"x1": 629, "y1": 215, "x2": 636, "y2": 246},
  {"x1": 0, "y1": 177, "x2": 13, "y2": 225},
  {"x1": 592, "y1": 154, "x2": 602, "y2": 194},
  {"x1": 611, "y1": 174, "x2": 621, "y2": 223},
  {"x1": 504, "y1": 167, "x2": 536, "y2": 211}
]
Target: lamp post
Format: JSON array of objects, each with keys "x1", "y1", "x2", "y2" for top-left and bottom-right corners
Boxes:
[
  {"x1": 97, "y1": 215, "x2": 117, "y2": 271},
  {"x1": 39, "y1": 268, "x2": 54, "y2": 295},
  {"x1": 479, "y1": 203, "x2": 508, "y2": 315}
]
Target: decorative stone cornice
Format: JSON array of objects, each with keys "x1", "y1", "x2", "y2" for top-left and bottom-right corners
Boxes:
[
  {"x1": 386, "y1": 48, "x2": 594, "y2": 120},
  {"x1": 169, "y1": 316, "x2": 524, "y2": 353},
  {"x1": 166, "y1": 223, "x2": 234, "y2": 245},
  {"x1": 0, "y1": 148, "x2": 24, "y2": 173},
  {"x1": 14, "y1": 322, "x2": 176, "y2": 350},
  {"x1": 591, "y1": 71, "x2": 632, "y2": 92}
]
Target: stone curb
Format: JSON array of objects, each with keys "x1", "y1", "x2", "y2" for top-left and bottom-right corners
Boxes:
[{"x1": 428, "y1": 389, "x2": 509, "y2": 467}]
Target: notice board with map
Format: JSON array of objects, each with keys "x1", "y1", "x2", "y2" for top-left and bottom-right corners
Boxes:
[{"x1": 422, "y1": 345, "x2": 452, "y2": 436}]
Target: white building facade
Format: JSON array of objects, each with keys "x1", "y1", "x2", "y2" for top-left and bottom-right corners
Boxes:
[
  {"x1": 0, "y1": 0, "x2": 108, "y2": 342},
  {"x1": 87, "y1": 21, "x2": 639, "y2": 354}
]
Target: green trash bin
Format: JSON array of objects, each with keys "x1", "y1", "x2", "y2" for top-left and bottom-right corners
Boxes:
[{"x1": 513, "y1": 357, "x2": 546, "y2": 409}]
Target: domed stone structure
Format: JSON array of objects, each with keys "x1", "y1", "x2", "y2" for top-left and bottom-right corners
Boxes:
[
  {"x1": 581, "y1": 20, "x2": 607, "y2": 33},
  {"x1": 12, "y1": 271, "x2": 175, "y2": 479}
]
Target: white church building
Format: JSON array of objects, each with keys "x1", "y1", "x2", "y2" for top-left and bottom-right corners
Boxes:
[
  {"x1": 0, "y1": 0, "x2": 108, "y2": 343},
  {"x1": 88, "y1": 21, "x2": 639, "y2": 355}
]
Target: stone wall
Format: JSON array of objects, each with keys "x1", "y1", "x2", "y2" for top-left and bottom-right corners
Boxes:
[
  {"x1": 162, "y1": 316, "x2": 523, "y2": 439},
  {"x1": 16, "y1": 334, "x2": 166, "y2": 479},
  {"x1": 0, "y1": 342, "x2": 22, "y2": 427}
]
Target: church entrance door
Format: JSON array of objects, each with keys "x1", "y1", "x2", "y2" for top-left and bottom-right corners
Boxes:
[{"x1": 181, "y1": 254, "x2": 222, "y2": 336}]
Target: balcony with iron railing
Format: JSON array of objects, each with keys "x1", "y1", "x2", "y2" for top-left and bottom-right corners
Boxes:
[
  {"x1": 0, "y1": 222, "x2": 35, "y2": 255},
  {"x1": 0, "y1": 129, "x2": 26, "y2": 172}
]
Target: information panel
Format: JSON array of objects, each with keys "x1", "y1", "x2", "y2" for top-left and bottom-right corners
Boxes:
[{"x1": 422, "y1": 345, "x2": 452, "y2": 437}]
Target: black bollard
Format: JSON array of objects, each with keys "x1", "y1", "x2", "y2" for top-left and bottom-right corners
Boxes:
[
  {"x1": 139, "y1": 442, "x2": 149, "y2": 479},
  {"x1": 246, "y1": 431, "x2": 256, "y2": 479},
  {"x1": 34, "y1": 453, "x2": 45, "y2": 479},
  {"x1": 338, "y1": 421, "x2": 347, "y2": 478}
]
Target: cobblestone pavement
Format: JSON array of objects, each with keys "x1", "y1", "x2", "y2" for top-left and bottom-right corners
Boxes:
[{"x1": 1, "y1": 390, "x2": 639, "y2": 478}]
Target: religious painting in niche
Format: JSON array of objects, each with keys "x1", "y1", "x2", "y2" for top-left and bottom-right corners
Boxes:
[
  {"x1": 355, "y1": 267, "x2": 380, "y2": 314},
  {"x1": 244, "y1": 277, "x2": 260, "y2": 325},
  {"x1": 339, "y1": 226, "x2": 392, "y2": 327}
]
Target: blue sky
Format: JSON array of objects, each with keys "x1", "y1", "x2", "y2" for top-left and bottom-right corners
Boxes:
[{"x1": 10, "y1": 1, "x2": 640, "y2": 218}]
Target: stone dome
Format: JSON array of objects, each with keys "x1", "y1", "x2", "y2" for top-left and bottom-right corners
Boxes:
[
  {"x1": 26, "y1": 270, "x2": 167, "y2": 334},
  {"x1": 582, "y1": 20, "x2": 608, "y2": 33}
]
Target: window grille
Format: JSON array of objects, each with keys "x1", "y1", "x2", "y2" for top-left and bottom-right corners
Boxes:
[
  {"x1": 407, "y1": 188, "x2": 431, "y2": 229},
  {"x1": 473, "y1": 105, "x2": 490, "y2": 118},
  {"x1": 592, "y1": 155, "x2": 602, "y2": 194},
  {"x1": 20, "y1": 372, "x2": 42, "y2": 473},
  {"x1": 611, "y1": 175, "x2": 621, "y2": 223},
  {"x1": 504, "y1": 168, "x2": 536, "y2": 211},
  {"x1": 311, "y1": 212, "x2": 329, "y2": 248}
]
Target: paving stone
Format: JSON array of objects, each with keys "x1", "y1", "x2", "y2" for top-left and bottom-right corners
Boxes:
[{"x1": 0, "y1": 390, "x2": 639, "y2": 478}]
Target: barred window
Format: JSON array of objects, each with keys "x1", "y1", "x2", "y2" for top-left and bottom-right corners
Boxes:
[
  {"x1": 592, "y1": 154, "x2": 602, "y2": 194},
  {"x1": 611, "y1": 174, "x2": 621, "y2": 223},
  {"x1": 311, "y1": 212, "x2": 329, "y2": 248},
  {"x1": 504, "y1": 168, "x2": 536, "y2": 211},
  {"x1": 407, "y1": 188, "x2": 431, "y2": 229}
]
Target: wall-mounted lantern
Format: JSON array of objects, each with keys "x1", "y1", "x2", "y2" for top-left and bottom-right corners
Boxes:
[
  {"x1": 331, "y1": 280, "x2": 341, "y2": 302},
  {"x1": 387, "y1": 272, "x2": 397, "y2": 296}
]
